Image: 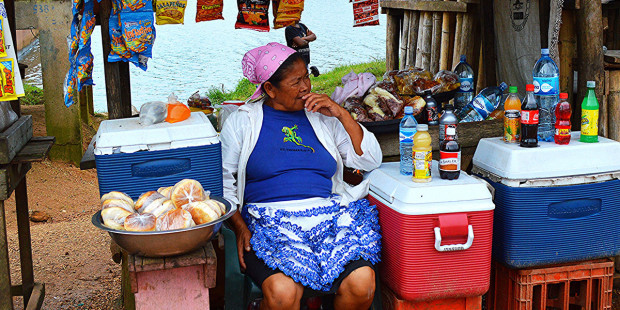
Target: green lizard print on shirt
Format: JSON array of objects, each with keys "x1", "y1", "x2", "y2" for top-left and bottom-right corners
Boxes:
[{"x1": 282, "y1": 125, "x2": 315, "y2": 153}]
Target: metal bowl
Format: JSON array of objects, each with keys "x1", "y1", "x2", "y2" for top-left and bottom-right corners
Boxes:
[{"x1": 92, "y1": 196, "x2": 235, "y2": 257}]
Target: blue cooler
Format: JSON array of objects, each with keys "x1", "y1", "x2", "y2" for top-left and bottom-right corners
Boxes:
[
  {"x1": 472, "y1": 132, "x2": 620, "y2": 268},
  {"x1": 94, "y1": 112, "x2": 222, "y2": 199}
]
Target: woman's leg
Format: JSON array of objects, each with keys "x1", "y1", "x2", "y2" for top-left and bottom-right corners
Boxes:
[
  {"x1": 261, "y1": 273, "x2": 304, "y2": 310},
  {"x1": 334, "y1": 266, "x2": 375, "y2": 310}
]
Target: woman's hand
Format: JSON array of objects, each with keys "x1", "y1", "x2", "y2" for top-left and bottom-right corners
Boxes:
[
  {"x1": 303, "y1": 93, "x2": 346, "y2": 118},
  {"x1": 229, "y1": 211, "x2": 252, "y2": 271}
]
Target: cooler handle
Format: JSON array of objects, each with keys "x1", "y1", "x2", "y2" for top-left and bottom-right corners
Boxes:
[{"x1": 434, "y1": 225, "x2": 474, "y2": 252}]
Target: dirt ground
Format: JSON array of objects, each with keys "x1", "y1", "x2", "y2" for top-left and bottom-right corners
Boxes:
[{"x1": 4, "y1": 105, "x2": 620, "y2": 309}]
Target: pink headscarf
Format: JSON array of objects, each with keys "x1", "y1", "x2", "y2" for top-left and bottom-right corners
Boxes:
[{"x1": 242, "y1": 42, "x2": 297, "y2": 100}]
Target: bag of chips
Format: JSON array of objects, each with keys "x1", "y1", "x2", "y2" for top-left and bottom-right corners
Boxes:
[
  {"x1": 122, "y1": 0, "x2": 150, "y2": 12},
  {"x1": 0, "y1": 59, "x2": 16, "y2": 101},
  {"x1": 276, "y1": 0, "x2": 303, "y2": 12},
  {"x1": 0, "y1": 17, "x2": 7, "y2": 58},
  {"x1": 156, "y1": 0, "x2": 187, "y2": 25},
  {"x1": 121, "y1": 11, "x2": 155, "y2": 58},
  {"x1": 196, "y1": 0, "x2": 223, "y2": 22},
  {"x1": 352, "y1": 0, "x2": 379, "y2": 27},
  {"x1": 235, "y1": 0, "x2": 270, "y2": 32}
]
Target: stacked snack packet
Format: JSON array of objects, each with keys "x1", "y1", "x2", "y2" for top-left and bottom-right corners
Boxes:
[{"x1": 0, "y1": 0, "x2": 25, "y2": 103}]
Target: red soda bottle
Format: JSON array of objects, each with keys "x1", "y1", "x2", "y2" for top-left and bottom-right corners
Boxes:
[{"x1": 554, "y1": 92, "x2": 571, "y2": 145}]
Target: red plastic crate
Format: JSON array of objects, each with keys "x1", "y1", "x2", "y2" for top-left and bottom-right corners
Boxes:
[
  {"x1": 382, "y1": 285, "x2": 482, "y2": 310},
  {"x1": 488, "y1": 259, "x2": 614, "y2": 310}
]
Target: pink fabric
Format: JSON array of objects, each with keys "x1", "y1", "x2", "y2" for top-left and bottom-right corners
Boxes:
[
  {"x1": 330, "y1": 70, "x2": 377, "y2": 104},
  {"x1": 242, "y1": 42, "x2": 297, "y2": 100}
]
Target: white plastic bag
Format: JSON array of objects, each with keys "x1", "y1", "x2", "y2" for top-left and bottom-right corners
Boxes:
[
  {"x1": 0, "y1": 102, "x2": 18, "y2": 132},
  {"x1": 139, "y1": 101, "x2": 167, "y2": 126}
]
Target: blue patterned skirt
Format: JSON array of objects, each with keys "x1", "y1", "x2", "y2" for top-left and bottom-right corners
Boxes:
[{"x1": 241, "y1": 195, "x2": 382, "y2": 291}]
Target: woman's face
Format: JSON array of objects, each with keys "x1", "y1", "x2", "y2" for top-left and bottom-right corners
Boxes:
[{"x1": 265, "y1": 59, "x2": 311, "y2": 112}]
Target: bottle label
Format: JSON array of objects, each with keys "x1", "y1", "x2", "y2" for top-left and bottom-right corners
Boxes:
[
  {"x1": 458, "y1": 77, "x2": 474, "y2": 93},
  {"x1": 440, "y1": 124, "x2": 458, "y2": 141},
  {"x1": 504, "y1": 110, "x2": 521, "y2": 143},
  {"x1": 521, "y1": 110, "x2": 539, "y2": 125},
  {"x1": 555, "y1": 127, "x2": 571, "y2": 137},
  {"x1": 533, "y1": 77, "x2": 559, "y2": 96},
  {"x1": 399, "y1": 129, "x2": 416, "y2": 143},
  {"x1": 439, "y1": 151, "x2": 461, "y2": 172},
  {"x1": 413, "y1": 150, "x2": 432, "y2": 179},
  {"x1": 427, "y1": 106, "x2": 439, "y2": 122},
  {"x1": 581, "y1": 109, "x2": 599, "y2": 136},
  {"x1": 470, "y1": 96, "x2": 494, "y2": 119}
]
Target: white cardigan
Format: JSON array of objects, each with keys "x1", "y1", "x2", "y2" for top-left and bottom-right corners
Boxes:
[{"x1": 220, "y1": 100, "x2": 383, "y2": 208}]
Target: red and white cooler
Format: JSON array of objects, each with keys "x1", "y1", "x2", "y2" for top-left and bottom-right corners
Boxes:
[{"x1": 366, "y1": 161, "x2": 495, "y2": 301}]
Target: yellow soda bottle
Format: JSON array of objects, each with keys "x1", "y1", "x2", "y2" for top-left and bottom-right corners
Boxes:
[
  {"x1": 412, "y1": 124, "x2": 432, "y2": 183},
  {"x1": 503, "y1": 86, "x2": 521, "y2": 143}
]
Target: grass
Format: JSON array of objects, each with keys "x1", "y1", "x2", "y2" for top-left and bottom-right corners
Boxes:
[
  {"x1": 22, "y1": 83, "x2": 44, "y2": 105},
  {"x1": 206, "y1": 59, "x2": 386, "y2": 105}
]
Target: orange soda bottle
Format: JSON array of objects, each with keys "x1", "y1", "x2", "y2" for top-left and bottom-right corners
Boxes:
[{"x1": 503, "y1": 86, "x2": 521, "y2": 143}]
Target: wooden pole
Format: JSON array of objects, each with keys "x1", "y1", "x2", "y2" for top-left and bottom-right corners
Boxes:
[
  {"x1": 439, "y1": 8, "x2": 453, "y2": 71},
  {"x1": 386, "y1": 9, "x2": 400, "y2": 71},
  {"x1": 99, "y1": 0, "x2": 132, "y2": 119},
  {"x1": 15, "y1": 178, "x2": 34, "y2": 304},
  {"x1": 400, "y1": 11, "x2": 410, "y2": 70},
  {"x1": 416, "y1": 11, "x2": 433, "y2": 70},
  {"x1": 430, "y1": 11, "x2": 442, "y2": 73},
  {"x1": 0, "y1": 200, "x2": 12, "y2": 310},
  {"x1": 452, "y1": 12, "x2": 463, "y2": 69},
  {"x1": 480, "y1": 0, "x2": 497, "y2": 87},
  {"x1": 609, "y1": 70, "x2": 620, "y2": 141},
  {"x1": 407, "y1": 11, "x2": 420, "y2": 68},
  {"x1": 575, "y1": 0, "x2": 605, "y2": 132},
  {"x1": 601, "y1": 70, "x2": 609, "y2": 137},
  {"x1": 559, "y1": 10, "x2": 576, "y2": 105}
]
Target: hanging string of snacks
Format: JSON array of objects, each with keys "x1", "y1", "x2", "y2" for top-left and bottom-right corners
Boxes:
[
  {"x1": 64, "y1": 0, "x2": 96, "y2": 107},
  {"x1": 272, "y1": 0, "x2": 304, "y2": 29},
  {"x1": 196, "y1": 0, "x2": 224, "y2": 22},
  {"x1": 352, "y1": 0, "x2": 379, "y2": 27},
  {"x1": 235, "y1": 0, "x2": 270, "y2": 32}
]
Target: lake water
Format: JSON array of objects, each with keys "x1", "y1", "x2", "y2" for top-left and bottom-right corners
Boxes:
[{"x1": 22, "y1": 0, "x2": 386, "y2": 113}]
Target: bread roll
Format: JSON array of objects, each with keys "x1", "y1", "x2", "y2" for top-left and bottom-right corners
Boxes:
[
  {"x1": 202, "y1": 199, "x2": 225, "y2": 216},
  {"x1": 170, "y1": 179, "x2": 206, "y2": 208},
  {"x1": 124, "y1": 213, "x2": 157, "y2": 232},
  {"x1": 141, "y1": 197, "x2": 166, "y2": 215},
  {"x1": 157, "y1": 186, "x2": 173, "y2": 198},
  {"x1": 101, "y1": 200, "x2": 135, "y2": 230},
  {"x1": 100, "y1": 191, "x2": 134, "y2": 206},
  {"x1": 149, "y1": 200, "x2": 176, "y2": 218},
  {"x1": 135, "y1": 191, "x2": 165, "y2": 213},
  {"x1": 156, "y1": 209, "x2": 196, "y2": 231},
  {"x1": 185, "y1": 201, "x2": 220, "y2": 225},
  {"x1": 211, "y1": 199, "x2": 227, "y2": 215}
]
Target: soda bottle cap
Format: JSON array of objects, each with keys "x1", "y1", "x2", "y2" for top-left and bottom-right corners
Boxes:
[
  {"x1": 541, "y1": 48, "x2": 549, "y2": 55},
  {"x1": 444, "y1": 104, "x2": 454, "y2": 111},
  {"x1": 499, "y1": 82, "x2": 508, "y2": 91},
  {"x1": 526, "y1": 84, "x2": 535, "y2": 92},
  {"x1": 509, "y1": 86, "x2": 518, "y2": 93},
  {"x1": 587, "y1": 81, "x2": 596, "y2": 88},
  {"x1": 424, "y1": 89, "x2": 432, "y2": 96},
  {"x1": 460, "y1": 55, "x2": 466, "y2": 62},
  {"x1": 416, "y1": 124, "x2": 428, "y2": 131},
  {"x1": 404, "y1": 106, "x2": 413, "y2": 114},
  {"x1": 559, "y1": 93, "x2": 568, "y2": 99}
]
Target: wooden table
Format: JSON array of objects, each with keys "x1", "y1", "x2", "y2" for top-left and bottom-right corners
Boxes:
[{"x1": 0, "y1": 136, "x2": 55, "y2": 310}]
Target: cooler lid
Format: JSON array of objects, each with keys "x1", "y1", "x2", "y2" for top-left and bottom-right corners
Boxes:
[
  {"x1": 472, "y1": 132, "x2": 620, "y2": 180},
  {"x1": 94, "y1": 112, "x2": 219, "y2": 155},
  {"x1": 366, "y1": 161, "x2": 494, "y2": 215}
]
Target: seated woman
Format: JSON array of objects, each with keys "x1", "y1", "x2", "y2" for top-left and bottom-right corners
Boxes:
[{"x1": 221, "y1": 42, "x2": 382, "y2": 310}]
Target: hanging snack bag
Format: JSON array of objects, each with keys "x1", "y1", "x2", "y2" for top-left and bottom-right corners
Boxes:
[
  {"x1": 196, "y1": 0, "x2": 223, "y2": 22},
  {"x1": 0, "y1": 59, "x2": 17, "y2": 101},
  {"x1": 235, "y1": 0, "x2": 270, "y2": 32},
  {"x1": 352, "y1": 0, "x2": 379, "y2": 27},
  {"x1": 0, "y1": 17, "x2": 7, "y2": 58},
  {"x1": 155, "y1": 0, "x2": 187, "y2": 25},
  {"x1": 122, "y1": 0, "x2": 149, "y2": 12},
  {"x1": 108, "y1": 13, "x2": 133, "y2": 62},
  {"x1": 121, "y1": 11, "x2": 156, "y2": 58},
  {"x1": 76, "y1": 48, "x2": 94, "y2": 90},
  {"x1": 276, "y1": 0, "x2": 303, "y2": 12},
  {"x1": 273, "y1": 0, "x2": 303, "y2": 29}
]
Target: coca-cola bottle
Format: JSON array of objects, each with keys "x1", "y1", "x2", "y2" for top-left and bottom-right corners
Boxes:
[
  {"x1": 439, "y1": 120, "x2": 461, "y2": 180},
  {"x1": 520, "y1": 84, "x2": 540, "y2": 148}
]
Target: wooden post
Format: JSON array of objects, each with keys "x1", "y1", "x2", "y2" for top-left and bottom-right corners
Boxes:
[
  {"x1": 601, "y1": 70, "x2": 609, "y2": 137},
  {"x1": 386, "y1": 9, "x2": 400, "y2": 71},
  {"x1": 0, "y1": 200, "x2": 12, "y2": 310},
  {"x1": 99, "y1": 0, "x2": 133, "y2": 119},
  {"x1": 15, "y1": 178, "x2": 34, "y2": 304},
  {"x1": 38, "y1": 0, "x2": 83, "y2": 165},
  {"x1": 480, "y1": 0, "x2": 497, "y2": 87},
  {"x1": 416, "y1": 11, "x2": 433, "y2": 70},
  {"x1": 575, "y1": 0, "x2": 605, "y2": 131},
  {"x1": 609, "y1": 70, "x2": 620, "y2": 141},
  {"x1": 430, "y1": 11, "x2": 442, "y2": 73},
  {"x1": 400, "y1": 12, "x2": 410, "y2": 70},
  {"x1": 407, "y1": 12, "x2": 420, "y2": 68},
  {"x1": 439, "y1": 8, "x2": 453, "y2": 71},
  {"x1": 559, "y1": 10, "x2": 576, "y2": 105}
]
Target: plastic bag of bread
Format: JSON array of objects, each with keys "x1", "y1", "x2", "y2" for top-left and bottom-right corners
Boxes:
[
  {"x1": 135, "y1": 191, "x2": 165, "y2": 213},
  {"x1": 124, "y1": 213, "x2": 157, "y2": 231},
  {"x1": 185, "y1": 201, "x2": 220, "y2": 225},
  {"x1": 170, "y1": 179, "x2": 207, "y2": 208},
  {"x1": 343, "y1": 96, "x2": 372, "y2": 122},
  {"x1": 141, "y1": 197, "x2": 167, "y2": 215},
  {"x1": 397, "y1": 96, "x2": 426, "y2": 119},
  {"x1": 156, "y1": 209, "x2": 196, "y2": 231},
  {"x1": 157, "y1": 186, "x2": 173, "y2": 198},
  {"x1": 102, "y1": 199, "x2": 135, "y2": 230},
  {"x1": 139, "y1": 101, "x2": 167, "y2": 126},
  {"x1": 100, "y1": 191, "x2": 134, "y2": 206},
  {"x1": 150, "y1": 200, "x2": 176, "y2": 218},
  {"x1": 433, "y1": 70, "x2": 460, "y2": 93}
]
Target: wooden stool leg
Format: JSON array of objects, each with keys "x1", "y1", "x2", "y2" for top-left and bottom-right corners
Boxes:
[
  {"x1": 15, "y1": 178, "x2": 34, "y2": 304},
  {"x1": 0, "y1": 201, "x2": 14, "y2": 310}
]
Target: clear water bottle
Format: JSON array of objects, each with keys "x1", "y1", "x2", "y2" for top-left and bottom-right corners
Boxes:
[
  {"x1": 533, "y1": 48, "x2": 559, "y2": 142},
  {"x1": 453, "y1": 55, "x2": 475, "y2": 113},
  {"x1": 399, "y1": 106, "x2": 418, "y2": 175},
  {"x1": 458, "y1": 82, "x2": 508, "y2": 123}
]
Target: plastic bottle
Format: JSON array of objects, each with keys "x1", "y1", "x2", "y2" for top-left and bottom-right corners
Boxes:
[
  {"x1": 424, "y1": 90, "x2": 439, "y2": 125},
  {"x1": 554, "y1": 92, "x2": 571, "y2": 145},
  {"x1": 439, "y1": 118, "x2": 460, "y2": 180},
  {"x1": 580, "y1": 81, "x2": 599, "y2": 143},
  {"x1": 457, "y1": 82, "x2": 508, "y2": 122},
  {"x1": 503, "y1": 86, "x2": 521, "y2": 143},
  {"x1": 453, "y1": 55, "x2": 475, "y2": 113},
  {"x1": 439, "y1": 104, "x2": 458, "y2": 142},
  {"x1": 412, "y1": 124, "x2": 432, "y2": 183},
  {"x1": 520, "y1": 84, "x2": 539, "y2": 148},
  {"x1": 533, "y1": 48, "x2": 560, "y2": 142},
  {"x1": 399, "y1": 106, "x2": 418, "y2": 175}
]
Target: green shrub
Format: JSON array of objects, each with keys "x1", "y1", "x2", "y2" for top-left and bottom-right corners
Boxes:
[{"x1": 22, "y1": 83, "x2": 44, "y2": 105}]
